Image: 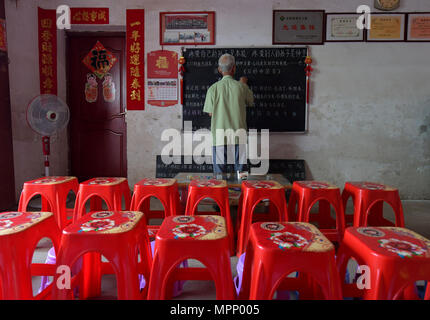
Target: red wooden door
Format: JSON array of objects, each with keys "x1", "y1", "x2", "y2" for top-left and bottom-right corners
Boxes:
[
  {"x1": 0, "y1": 0, "x2": 16, "y2": 210},
  {"x1": 67, "y1": 34, "x2": 127, "y2": 181}
]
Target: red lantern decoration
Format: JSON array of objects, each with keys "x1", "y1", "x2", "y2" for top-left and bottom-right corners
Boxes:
[{"x1": 304, "y1": 55, "x2": 313, "y2": 104}]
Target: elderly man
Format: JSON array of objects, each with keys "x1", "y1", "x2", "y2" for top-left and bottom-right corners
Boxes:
[{"x1": 203, "y1": 53, "x2": 254, "y2": 177}]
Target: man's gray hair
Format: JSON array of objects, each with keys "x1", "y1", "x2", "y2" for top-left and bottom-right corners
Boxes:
[{"x1": 218, "y1": 53, "x2": 235, "y2": 73}]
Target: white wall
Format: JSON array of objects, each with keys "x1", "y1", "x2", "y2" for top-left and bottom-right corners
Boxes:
[{"x1": 5, "y1": 0, "x2": 430, "y2": 200}]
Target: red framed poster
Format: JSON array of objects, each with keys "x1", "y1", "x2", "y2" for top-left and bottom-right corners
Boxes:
[
  {"x1": 160, "y1": 11, "x2": 215, "y2": 45},
  {"x1": 38, "y1": 7, "x2": 57, "y2": 95},
  {"x1": 126, "y1": 9, "x2": 145, "y2": 110},
  {"x1": 71, "y1": 8, "x2": 109, "y2": 24},
  {"x1": 147, "y1": 50, "x2": 178, "y2": 107}
]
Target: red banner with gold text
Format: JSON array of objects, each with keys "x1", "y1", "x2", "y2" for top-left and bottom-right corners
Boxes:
[
  {"x1": 38, "y1": 7, "x2": 57, "y2": 95},
  {"x1": 126, "y1": 9, "x2": 145, "y2": 110},
  {"x1": 70, "y1": 8, "x2": 109, "y2": 24}
]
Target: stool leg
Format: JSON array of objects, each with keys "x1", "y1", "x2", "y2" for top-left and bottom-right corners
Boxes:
[
  {"x1": 315, "y1": 256, "x2": 342, "y2": 300},
  {"x1": 236, "y1": 197, "x2": 257, "y2": 257},
  {"x1": 147, "y1": 252, "x2": 173, "y2": 299},
  {"x1": 341, "y1": 190, "x2": 354, "y2": 226},
  {"x1": 238, "y1": 241, "x2": 255, "y2": 300},
  {"x1": 81, "y1": 252, "x2": 102, "y2": 299},
  {"x1": 424, "y1": 281, "x2": 430, "y2": 300},
  {"x1": 0, "y1": 247, "x2": 33, "y2": 299},
  {"x1": 367, "y1": 201, "x2": 387, "y2": 226},
  {"x1": 114, "y1": 247, "x2": 141, "y2": 300},
  {"x1": 287, "y1": 190, "x2": 298, "y2": 221}
]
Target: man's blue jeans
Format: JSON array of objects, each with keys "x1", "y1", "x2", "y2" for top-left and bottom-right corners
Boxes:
[{"x1": 212, "y1": 144, "x2": 246, "y2": 175}]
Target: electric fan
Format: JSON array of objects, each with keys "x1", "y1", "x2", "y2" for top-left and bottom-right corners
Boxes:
[{"x1": 26, "y1": 94, "x2": 70, "y2": 176}]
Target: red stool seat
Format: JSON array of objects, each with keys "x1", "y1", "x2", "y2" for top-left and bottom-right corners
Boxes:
[
  {"x1": 288, "y1": 181, "x2": 345, "y2": 243},
  {"x1": 0, "y1": 211, "x2": 61, "y2": 299},
  {"x1": 185, "y1": 179, "x2": 234, "y2": 255},
  {"x1": 238, "y1": 221, "x2": 342, "y2": 300},
  {"x1": 51, "y1": 211, "x2": 152, "y2": 300},
  {"x1": 130, "y1": 178, "x2": 181, "y2": 240},
  {"x1": 337, "y1": 226, "x2": 430, "y2": 300},
  {"x1": 147, "y1": 215, "x2": 235, "y2": 300},
  {"x1": 236, "y1": 180, "x2": 288, "y2": 257},
  {"x1": 18, "y1": 176, "x2": 79, "y2": 229},
  {"x1": 341, "y1": 181, "x2": 404, "y2": 227}
]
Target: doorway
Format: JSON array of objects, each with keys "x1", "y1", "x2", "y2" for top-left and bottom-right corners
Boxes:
[{"x1": 67, "y1": 32, "x2": 127, "y2": 181}]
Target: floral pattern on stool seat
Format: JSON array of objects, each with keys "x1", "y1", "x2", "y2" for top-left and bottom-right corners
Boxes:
[
  {"x1": 351, "y1": 227, "x2": 430, "y2": 259},
  {"x1": 243, "y1": 180, "x2": 283, "y2": 189},
  {"x1": 0, "y1": 212, "x2": 53, "y2": 235},
  {"x1": 64, "y1": 211, "x2": 143, "y2": 235},
  {"x1": 159, "y1": 215, "x2": 227, "y2": 241},
  {"x1": 137, "y1": 178, "x2": 176, "y2": 187},
  {"x1": 189, "y1": 179, "x2": 227, "y2": 188},
  {"x1": 84, "y1": 177, "x2": 127, "y2": 186},
  {"x1": 295, "y1": 181, "x2": 338, "y2": 190},
  {"x1": 27, "y1": 176, "x2": 76, "y2": 185},
  {"x1": 253, "y1": 222, "x2": 334, "y2": 253},
  {"x1": 348, "y1": 181, "x2": 396, "y2": 191}
]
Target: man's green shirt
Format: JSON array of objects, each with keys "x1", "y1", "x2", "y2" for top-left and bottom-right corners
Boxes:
[{"x1": 203, "y1": 75, "x2": 254, "y2": 146}]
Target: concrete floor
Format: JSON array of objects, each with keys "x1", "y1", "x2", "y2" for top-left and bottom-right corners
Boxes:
[{"x1": 23, "y1": 199, "x2": 430, "y2": 300}]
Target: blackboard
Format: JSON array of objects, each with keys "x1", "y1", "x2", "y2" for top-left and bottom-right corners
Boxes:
[
  {"x1": 155, "y1": 155, "x2": 306, "y2": 183},
  {"x1": 182, "y1": 47, "x2": 308, "y2": 132}
]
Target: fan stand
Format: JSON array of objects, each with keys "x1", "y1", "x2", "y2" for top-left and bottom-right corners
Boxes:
[{"x1": 42, "y1": 136, "x2": 50, "y2": 176}]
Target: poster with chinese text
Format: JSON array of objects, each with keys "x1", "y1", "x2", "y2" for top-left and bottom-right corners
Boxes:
[{"x1": 147, "y1": 50, "x2": 178, "y2": 107}]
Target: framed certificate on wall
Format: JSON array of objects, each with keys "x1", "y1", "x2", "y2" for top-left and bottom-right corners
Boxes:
[
  {"x1": 366, "y1": 13, "x2": 406, "y2": 42},
  {"x1": 325, "y1": 13, "x2": 365, "y2": 42},
  {"x1": 406, "y1": 13, "x2": 430, "y2": 42},
  {"x1": 160, "y1": 11, "x2": 215, "y2": 46},
  {"x1": 273, "y1": 10, "x2": 325, "y2": 45}
]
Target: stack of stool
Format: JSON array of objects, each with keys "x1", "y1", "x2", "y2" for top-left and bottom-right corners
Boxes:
[
  {"x1": 236, "y1": 180, "x2": 288, "y2": 257},
  {"x1": 73, "y1": 177, "x2": 131, "y2": 219},
  {"x1": 288, "y1": 181, "x2": 345, "y2": 243},
  {"x1": 0, "y1": 211, "x2": 60, "y2": 299},
  {"x1": 238, "y1": 221, "x2": 342, "y2": 300},
  {"x1": 18, "y1": 176, "x2": 79, "y2": 229},
  {"x1": 73, "y1": 177, "x2": 131, "y2": 299},
  {"x1": 130, "y1": 178, "x2": 181, "y2": 240},
  {"x1": 51, "y1": 210, "x2": 152, "y2": 300},
  {"x1": 337, "y1": 226, "x2": 430, "y2": 299},
  {"x1": 341, "y1": 181, "x2": 404, "y2": 227},
  {"x1": 185, "y1": 179, "x2": 234, "y2": 255},
  {"x1": 147, "y1": 215, "x2": 235, "y2": 299}
]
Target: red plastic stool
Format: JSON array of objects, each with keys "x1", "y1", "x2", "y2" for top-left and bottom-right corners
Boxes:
[
  {"x1": 238, "y1": 222, "x2": 342, "y2": 300},
  {"x1": 147, "y1": 215, "x2": 235, "y2": 300},
  {"x1": 0, "y1": 211, "x2": 61, "y2": 300},
  {"x1": 288, "y1": 181, "x2": 345, "y2": 243},
  {"x1": 51, "y1": 211, "x2": 152, "y2": 300},
  {"x1": 236, "y1": 180, "x2": 288, "y2": 257},
  {"x1": 73, "y1": 177, "x2": 131, "y2": 299},
  {"x1": 18, "y1": 176, "x2": 79, "y2": 230},
  {"x1": 341, "y1": 181, "x2": 404, "y2": 227},
  {"x1": 130, "y1": 178, "x2": 181, "y2": 240},
  {"x1": 337, "y1": 226, "x2": 430, "y2": 300},
  {"x1": 74, "y1": 177, "x2": 131, "y2": 219},
  {"x1": 185, "y1": 179, "x2": 234, "y2": 255}
]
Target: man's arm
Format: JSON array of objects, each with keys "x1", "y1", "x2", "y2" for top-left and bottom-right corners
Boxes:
[{"x1": 240, "y1": 76, "x2": 254, "y2": 107}]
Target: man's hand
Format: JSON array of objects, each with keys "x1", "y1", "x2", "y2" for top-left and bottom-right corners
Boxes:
[{"x1": 240, "y1": 76, "x2": 248, "y2": 85}]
